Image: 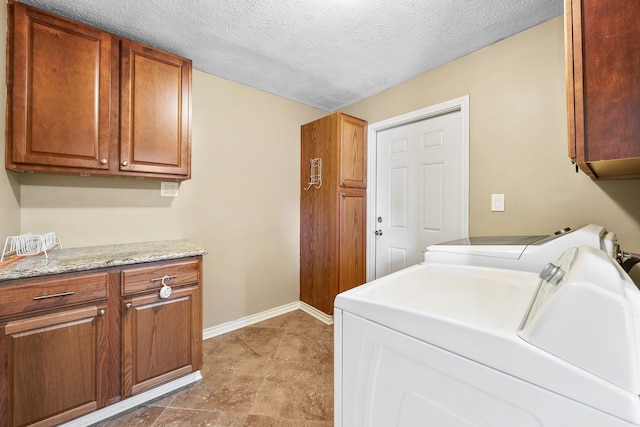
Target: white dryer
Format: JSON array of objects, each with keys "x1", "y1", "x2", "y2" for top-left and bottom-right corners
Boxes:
[
  {"x1": 423, "y1": 223, "x2": 619, "y2": 272},
  {"x1": 334, "y1": 246, "x2": 640, "y2": 426}
]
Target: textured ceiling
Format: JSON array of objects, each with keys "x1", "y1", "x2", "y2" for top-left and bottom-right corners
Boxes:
[{"x1": 17, "y1": 0, "x2": 563, "y2": 111}]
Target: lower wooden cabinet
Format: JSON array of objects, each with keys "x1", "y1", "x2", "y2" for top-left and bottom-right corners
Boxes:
[
  {"x1": 0, "y1": 255, "x2": 203, "y2": 426},
  {"x1": 1, "y1": 305, "x2": 108, "y2": 427},
  {"x1": 122, "y1": 285, "x2": 202, "y2": 398}
]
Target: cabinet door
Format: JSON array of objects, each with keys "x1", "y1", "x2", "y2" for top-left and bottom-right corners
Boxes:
[
  {"x1": 0, "y1": 305, "x2": 108, "y2": 427},
  {"x1": 339, "y1": 114, "x2": 367, "y2": 188},
  {"x1": 339, "y1": 189, "x2": 367, "y2": 294},
  {"x1": 8, "y1": 3, "x2": 112, "y2": 171},
  {"x1": 120, "y1": 40, "x2": 191, "y2": 178},
  {"x1": 567, "y1": 0, "x2": 640, "y2": 179},
  {"x1": 122, "y1": 286, "x2": 201, "y2": 398}
]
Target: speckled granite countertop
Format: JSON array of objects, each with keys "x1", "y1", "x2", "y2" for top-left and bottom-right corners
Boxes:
[{"x1": 0, "y1": 240, "x2": 207, "y2": 281}]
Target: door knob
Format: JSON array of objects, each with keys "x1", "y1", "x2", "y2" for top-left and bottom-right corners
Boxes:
[{"x1": 375, "y1": 230, "x2": 383, "y2": 236}]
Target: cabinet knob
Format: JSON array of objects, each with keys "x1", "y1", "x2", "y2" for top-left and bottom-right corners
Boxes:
[
  {"x1": 121, "y1": 161, "x2": 128, "y2": 167},
  {"x1": 98, "y1": 309, "x2": 106, "y2": 316},
  {"x1": 125, "y1": 303, "x2": 132, "y2": 310},
  {"x1": 100, "y1": 159, "x2": 107, "y2": 165}
]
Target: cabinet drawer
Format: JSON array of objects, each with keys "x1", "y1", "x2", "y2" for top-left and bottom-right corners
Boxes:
[
  {"x1": 0, "y1": 272, "x2": 108, "y2": 318},
  {"x1": 121, "y1": 259, "x2": 199, "y2": 295}
]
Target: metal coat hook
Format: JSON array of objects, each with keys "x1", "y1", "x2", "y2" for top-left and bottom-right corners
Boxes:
[{"x1": 304, "y1": 158, "x2": 322, "y2": 190}]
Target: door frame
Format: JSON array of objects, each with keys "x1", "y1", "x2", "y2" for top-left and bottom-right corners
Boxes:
[{"x1": 366, "y1": 95, "x2": 470, "y2": 281}]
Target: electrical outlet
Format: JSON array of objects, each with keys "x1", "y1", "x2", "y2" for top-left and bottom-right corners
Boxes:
[
  {"x1": 161, "y1": 182, "x2": 179, "y2": 197},
  {"x1": 491, "y1": 194, "x2": 505, "y2": 212}
]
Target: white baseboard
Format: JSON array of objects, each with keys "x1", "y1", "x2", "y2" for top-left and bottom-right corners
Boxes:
[
  {"x1": 298, "y1": 301, "x2": 334, "y2": 325},
  {"x1": 59, "y1": 371, "x2": 202, "y2": 427},
  {"x1": 202, "y1": 300, "x2": 333, "y2": 340}
]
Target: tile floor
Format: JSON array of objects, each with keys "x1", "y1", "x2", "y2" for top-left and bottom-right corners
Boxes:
[{"x1": 95, "y1": 310, "x2": 334, "y2": 427}]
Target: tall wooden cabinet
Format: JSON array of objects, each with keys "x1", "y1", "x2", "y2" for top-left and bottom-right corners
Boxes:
[
  {"x1": 565, "y1": 0, "x2": 640, "y2": 179},
  {"x1": 5, "y1": 1, "x2": 192, "y2": 180},
  {"x1": 300, "y1": 112, "x2": 367, "y2": 315}
]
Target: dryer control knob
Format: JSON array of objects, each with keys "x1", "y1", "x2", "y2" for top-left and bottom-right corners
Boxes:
[
  {"x1": 554, "y1": 227, "x2": 571, "y2": 235},
  {"x1": 539, "y1": 263, "x2": 565, "y2": 285}
]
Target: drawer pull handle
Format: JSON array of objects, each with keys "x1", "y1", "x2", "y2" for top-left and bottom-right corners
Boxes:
[
  {"x1": 98, "y1": 309, "x2": 106, "y2": 316},
  {"x1": 150, "y1": 275, "x2": 178, "y2": 283},
  {"x1": 125, "y1": 303, "x2": 132, "y2": 310},
  {"x1": 33, "y1": 291, "x2": 75, "y2": 300}
]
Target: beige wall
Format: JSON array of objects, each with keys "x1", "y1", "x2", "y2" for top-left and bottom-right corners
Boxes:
[
  {"x1": 0, "y1": 2, "x2": 20, "y2": 241},
  {"x1": 342, "y1": 16, "x2": 640, "y2": 253},
  {"x1": 17, "y1": 70, "x2": 324, "y2": 329}
]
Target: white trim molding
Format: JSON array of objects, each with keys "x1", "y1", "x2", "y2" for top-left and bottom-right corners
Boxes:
[
  {"x1": 202, "y1": 301, "x2": 333, "y2": 340},
  {"x1": 60, "y1": 372, "x2": 203, "y2": 427},
  {"x1": 366, "y1": 96, "x2": 470, "y2": 282},
  {"x1": 299, "y1": 301, "x2": 334, "y2": 325}
]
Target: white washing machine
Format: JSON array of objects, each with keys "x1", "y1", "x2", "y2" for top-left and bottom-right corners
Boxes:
[
  {"x1": 423, "y1": 223, "x2": 620, "y2": 272},
  {"x1": 334, "y1": 246, "x2": 640, "y2": 426}
]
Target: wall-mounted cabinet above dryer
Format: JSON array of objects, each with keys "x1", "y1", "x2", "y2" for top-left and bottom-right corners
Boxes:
[
  {"x1": 565, "y1": 0, "x2": 640, "y2": 179},
  {"x1": 5, "y1": 1, "x2": 192, "y2": 180}
]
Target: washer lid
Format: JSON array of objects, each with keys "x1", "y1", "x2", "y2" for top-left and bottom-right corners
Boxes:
[
  {"x1": 438, "y1": 235, "x2": 548, "y2": 246},
  {"x1": 425, "y1": 235, "x2": 546, "y2": 260},
  {"x1": 518, "y1": 245, "x2": 640, "y2": 394},
  {"x1": 336, "y1": 263, "x2": 537, "y2": 333}
]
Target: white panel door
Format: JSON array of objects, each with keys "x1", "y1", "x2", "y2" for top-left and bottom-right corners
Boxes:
[{"x1": 375, "y1": 110, "x2": 464, "y2": 278}]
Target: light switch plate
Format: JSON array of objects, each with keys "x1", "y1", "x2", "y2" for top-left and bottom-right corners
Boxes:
[
  {"x1": 161, "y1": 182, "x2": 179, "y2": 198},
  {"x1": 491, "y1": 193, "x2": 505, "y2": 212}
]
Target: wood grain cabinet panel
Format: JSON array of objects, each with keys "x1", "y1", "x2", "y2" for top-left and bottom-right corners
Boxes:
[
  {"x1": 338, "y1": 189, "x2": 367, "y2": 294},
  {"x1": 1, "y1": 305, "x2": 108, "y2": 427},
  {"x1": 121, "y1": 259, "x2": 199, "y2": 295},
  {"x1": 121, "y1": 258, "x2": 202, "y2": 398},
  {"x1": 5, "y1": 1, "x2": 192, "y2": 180},
  {"x1": 339, "y1": 114, "x2": 367, "y2": 188},
  {"x1": 122, "y1": 286, "x2": 201, "y2": 398},
  {"x1": 7, "y1": 2, "x2": 111, "y2": 171},
  {"x1": 566, "y1": 0, "x2": 640, "y2": 179},
  {"x1": 300, "y1": 112, "x2": 367, "y2": 314},
  {"x1": 120, "y1": 41, "x2": 191, "y2": 178},
  {"x1": 0, "y1": 272, "x2": 108, "y2": 317}
]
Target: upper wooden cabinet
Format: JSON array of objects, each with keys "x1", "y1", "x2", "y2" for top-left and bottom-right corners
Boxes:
[
  {"x1": 5, "y1": 1, "x2": 192, "y2": 180},
  {"x1": 565, "y1": 0, "x2": 640, "y2": 179},
  {"x1": 120, "y1": 40, "x2": 191, "y2": 177},
  {"x1": 338, "y1": 114, "x2": 367, "y2": 188},
  {"x1": 7, "y1": 3, "x2": 112, "y2": 172}
]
